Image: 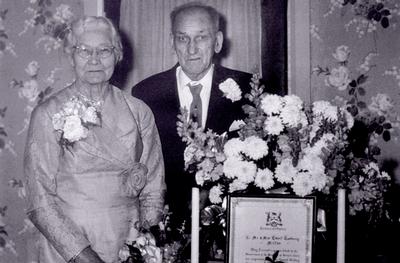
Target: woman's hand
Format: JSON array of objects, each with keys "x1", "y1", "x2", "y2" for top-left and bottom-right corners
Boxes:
[{"x1": 70, "y1": 246, "x2": 106, "y2": 263}]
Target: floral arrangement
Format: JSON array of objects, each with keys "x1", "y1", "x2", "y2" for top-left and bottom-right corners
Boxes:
[
  {"x1": 52, "y1": 95, "x2": 101, "y2": 150},
  {"x1": 119, "y1": 206, "x2": 190, "y2": 263},
  {"x1": 178, "y1": 66, "x2": 396, "y2": 223}
]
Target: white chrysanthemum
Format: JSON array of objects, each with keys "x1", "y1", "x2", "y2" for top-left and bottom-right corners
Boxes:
[
  {"x1": 235, "y1": 160, "x2": 257, "y2": 184},
  {"x1": 275, "y1": 159, "x2": 297, "y2": 184},
  {"x1": 264, "y1": 116, "x2": 284, "y2": 135},
  {"x1": 223, "y1": 157, "x2": 242, "y2": 179},
  {"x1": 209, "y1": 185, "x2": 223, "y2": 204},
  {"x1": 223, "y1": 138, "x2": 244, "y2": 158},
  {"x1": 280, "y1": 105, "x2": 307, "y2": 128},
  {"x1": 313, "y1": 101, "x2": 338, "y2": 122},
  {"x1": 52, "y1": 112, "x2": 65, "y2": 131},
  {"x1": 219, "y1": 78, "x2": 242, "y2": 102},
  {"x1": 242, "y1": 135, "x2": 269, "y2": 160},
  {"x1": 254, "y1": 168, "x2": 274, "y2": 190},
  {"x1": 283, "y1": 95, "x2": 303, "y2": 109},
  {"x1": 260, "y1": 94, "x2": 283, "y2": 115},
  {"x1": 292, "y1": 172, "x2": 314, "y2": 197},
  {"x1": 63, "y1": 115, "x2": 88, "y2": 142},
  {"x1": 229, "y1": 179, "x2": 248, "y2": 193},
  {"x1": 82, "y1": 106, "x2": 98, "y2": 124},
  {"x1": 310, "y1": 173, "x2": 328, "y2": 191},
  {"x1": 297, "y1": 154, "x2": 325, "y2": 176},
  {"x1": 63, "y1": 98, "x2": 81, "y2": 115}
]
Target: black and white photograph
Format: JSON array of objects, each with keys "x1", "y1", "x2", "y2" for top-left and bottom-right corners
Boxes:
[{"x1": 0, "y1": 0, "x2": 399, "y2": 263}]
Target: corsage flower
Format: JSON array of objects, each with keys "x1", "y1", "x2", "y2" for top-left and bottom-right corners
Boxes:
[
  {"x1": 52, "y1": 96, "x2": 101, "y2": 149},
  {"x1": 219, "y1": 78, "x2": 242, "y2": 102}
]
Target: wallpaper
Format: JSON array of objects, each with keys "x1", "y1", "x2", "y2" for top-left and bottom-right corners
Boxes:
[
  {"x1": 310, "y1": 0, "x2": 400, "y2": 179},
  {"x1": 0, "y1": 0, "x2": 83, "y2": 262}
]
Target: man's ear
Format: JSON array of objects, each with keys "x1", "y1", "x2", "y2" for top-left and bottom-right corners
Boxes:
[
  {"x1": 170, "y1": 33, "x2": 176, "y2": 52},
  {"x1": 214, "y1": 31, "x2": 223, "y2": 53}
]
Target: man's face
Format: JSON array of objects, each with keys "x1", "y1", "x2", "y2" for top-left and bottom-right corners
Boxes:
[{"x1": 172, "y1": 10, "x2": 223, "y2": 81}]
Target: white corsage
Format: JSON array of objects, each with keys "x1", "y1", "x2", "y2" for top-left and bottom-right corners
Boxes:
[
  {"x1": 52, "y1": 95, "x2": 101, "y2": 150},
  {"x1": 219, "y1": 78, "x2": 242, "y2": 102}
]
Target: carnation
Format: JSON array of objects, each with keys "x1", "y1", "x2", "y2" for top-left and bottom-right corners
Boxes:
[
  {"x1": 82, "y1": 106, "x2": 98, "y2": 124},
  {"x1": 219, "y1": 78, "x2": 242, "y2": 102},
  {"x1": 63, "y1": 115, "x2": 88, "y2": 142},
  {"x1": 209, "y1": 185, "x2": 223, "y2": 204}
]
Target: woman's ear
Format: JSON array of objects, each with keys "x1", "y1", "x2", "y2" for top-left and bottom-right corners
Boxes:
[{"x1": 214, "y1": 31, "x2": 223, "y2": 53}]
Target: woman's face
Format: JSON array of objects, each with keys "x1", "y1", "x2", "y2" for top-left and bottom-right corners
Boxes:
[{"x1": 72, "y1": 29, "x2": 116, "y2": 86}]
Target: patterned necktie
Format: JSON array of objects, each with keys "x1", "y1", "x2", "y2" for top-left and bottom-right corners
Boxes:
[{"x1": 188, "y1": 83, "x2": 203, "y2": 127}]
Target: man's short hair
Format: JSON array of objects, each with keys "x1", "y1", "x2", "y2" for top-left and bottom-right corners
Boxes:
[{"x1": 170, "y1": 2, "x2": 220, "y2": 33}]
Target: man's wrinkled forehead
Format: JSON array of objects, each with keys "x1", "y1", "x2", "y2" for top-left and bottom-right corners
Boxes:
[{"x1": 172, "y1": 8, "x2": 215, "y2": 33}]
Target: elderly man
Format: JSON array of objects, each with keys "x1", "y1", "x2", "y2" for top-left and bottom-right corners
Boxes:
[{"x1": 132, "y1": 2, "x2": 255, "y2": 221}]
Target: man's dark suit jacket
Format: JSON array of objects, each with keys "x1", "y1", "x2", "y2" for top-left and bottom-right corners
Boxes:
[{"x1": 132, "y1": 64, "x2": 253, "y2": 221}]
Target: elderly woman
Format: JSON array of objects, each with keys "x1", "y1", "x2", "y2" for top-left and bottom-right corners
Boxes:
[{"x1": 24, "y1": 16, "x2": 165, "y2": 263}]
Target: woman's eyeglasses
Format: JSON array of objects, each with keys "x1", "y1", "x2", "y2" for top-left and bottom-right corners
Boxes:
[{"x1": 73, "y1": 45, "x2": 115, "y2": 59}]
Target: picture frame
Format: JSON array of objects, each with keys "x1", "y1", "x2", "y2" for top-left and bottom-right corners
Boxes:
[{"x1": 226, "y1": 194, "x2": 316, "y2": 263}]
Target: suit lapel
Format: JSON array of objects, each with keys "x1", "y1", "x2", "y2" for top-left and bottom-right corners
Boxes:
[{"x1": 207, "y1": 65, "x2": 233, "y2": 132}]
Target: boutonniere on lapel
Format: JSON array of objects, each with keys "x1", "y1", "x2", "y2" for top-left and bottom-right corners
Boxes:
[
  {"x1": 52, "y1": 95, "x2": 101, "y2": 150},
  {"x1": 218, "y1": 78, "x2": 242, "y2": 102}
]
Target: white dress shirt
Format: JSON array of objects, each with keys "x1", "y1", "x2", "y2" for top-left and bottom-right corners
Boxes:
[{"x1": 176, "y1": 65, "x2": 214, "y2": 128}]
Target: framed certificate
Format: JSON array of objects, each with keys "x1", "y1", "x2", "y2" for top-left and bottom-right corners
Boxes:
[{"x1": 226, "y1": 194, "x2": 316, "y2": 263}]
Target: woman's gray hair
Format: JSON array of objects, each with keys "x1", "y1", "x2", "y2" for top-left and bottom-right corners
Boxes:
[{"x1": 64, "y1": 16, "x2": 123, "y2": 63}]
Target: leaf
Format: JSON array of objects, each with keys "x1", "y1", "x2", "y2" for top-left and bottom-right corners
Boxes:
[
  {"x1": 0, "y1": 127, "x2": 7, "y2": 136},
  {"x1": 375, "y1": 125, "x2": 384, "y2": 135},
  {"x1": 347, "y1": 105, "x2": 358, "y2": 116},
  {"x1": 0, "y1": 236, "x2": 6, "y2": 247},
  {"x1": 342, "y1": 0, "x2": 350, "y2": 5},
  {"x1": 357, "y1": 101, "x2": 366, "y2": 109},
  {"x1": 376, "y1": 3, "x2": 384, "y2": 11},
  {"x1": 273, "y1": 250, "x2": 280, "y2": 260},
  {"x1": 0, "y1": 30, "x2": 8, "y2": 39},
  {"x1": 348, "y1": 87, "x2": 356, "y2": 95},
  {"x1": 357, "y1": 74, "x2": 368, "y2": 85},
  {"x1": 381, "y1": 9, "x2": 390, "y2": 16},
  {"x1": 349, "y1": 0, "x2": 357, "y2": 4},
  {"x1": 383, "y1": 123, "x2": 392, "y2": 129},
  {"x1": 0, "y1": 9, "x2": 8, "y2": 20},
  {"x1": 357, "y1": 87, "x2": 366, "y2": 96},
  {"x1": 367, "y1": 9, "x2": 377, "y2": 20},
  {"x1": 381, "y1": 17, "x2": 389, "y2": 28},
  {"x1": 371, "y1": 146, "x2": 381, "y2": 156},
  {"x1": 377, "y1": 116, "x2": 386, "y2": 124},
  {"x1": 0, "y1": 40, "x2": 5, "y2": 51},
  {"x1": 349, "y1": 79, "x2": 357, "y2": 87},
  {"x1": 0, "y1": 138, "x2": 5, "y2": 149},
  {"x1": 373, "y1": 12, "x2": 382, "y2": 22},
  {"x1": 383, "y1": 130, "x2": 391, "y2": 141}
]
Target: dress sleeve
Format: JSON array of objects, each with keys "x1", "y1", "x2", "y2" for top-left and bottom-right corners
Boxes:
[
  {"x1": 136, "y1": 103, "x2": 166, "y2": 225},
  {"x1": 24, "y1": 104, "x2": 91, "y2": 262}
]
